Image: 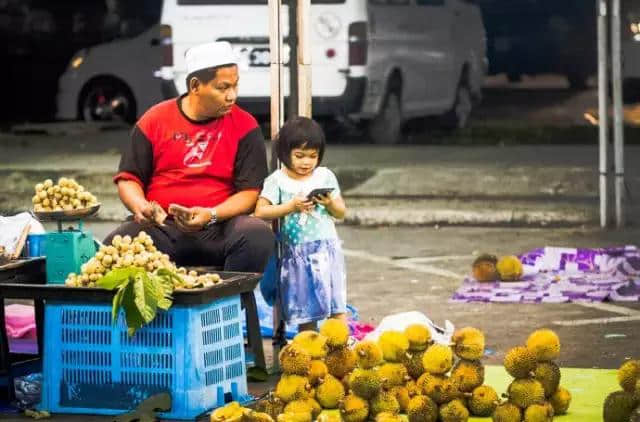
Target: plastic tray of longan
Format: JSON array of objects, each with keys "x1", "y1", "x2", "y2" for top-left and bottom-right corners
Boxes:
[
  {"x1": 0, "y1": 271, "x2": 261, "y2": 305},
  {"x1": 34, "y1": 203, "x2": 101, "y2": 221}
]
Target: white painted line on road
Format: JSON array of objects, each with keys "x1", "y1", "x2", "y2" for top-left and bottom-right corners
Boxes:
[
  {"x1": 553, "y1": 315, "x2": 640, "y2": 326},
  {"x1": 344, "y1": 249, "x2": 463, "y2": 279},
  {"x1": 573, "y1": 301, "x2": 640, "y2": 316},
  {"x1": 400, "y1": 255, "x2": 474, "y2": 263}
]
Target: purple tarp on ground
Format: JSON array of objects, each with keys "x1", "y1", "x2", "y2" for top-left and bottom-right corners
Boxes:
[{"x1": 451, "y1": 246, "x2": 640, "y2": 303}]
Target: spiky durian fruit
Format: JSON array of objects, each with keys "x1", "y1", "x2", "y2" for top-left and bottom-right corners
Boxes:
[
  {"x1": 316, "y1": 374, "x2": 346, "y2": 409},
  {"x1": 468, "y1": 385, "x2": 499, "y2": 417},
  {"x1": 525, "y1": 329, "x2": 560, "y2": 362},
  {"x1": 523, "y1": 402, "x2": 553, "y2": 422},
  {"x1": 375, "y1": 412, "x2": 403, "y2": 422},
  {"x1": 339, "y1": 394, "x2": 369, "y2": 422},
  {"x1": 472, "y1": 253, "x2": 499, "y2": 282},
  {"x1": 316, "y1": 411, "x2": 342, "y2": 422},
  {"x1": 390, "y1": 385, "x2": 411, "y2": 413},
  {"x1": 450, "y1": 359, "x2": 485, "y2": 392},
  {"x1": 618, "y1": 359, "x2": 640, "y2": 393},
  {"x1": 492, "y1": 402, "x2": 522, "y2": 422},
  {"x1": 422, "y1": 344, "x2": 453, "y2": 375},
  {"x1": 349, "y1": 368, "x2": 382, "y2": 399},
  {"x1": 276, "y1": 412, "x2": 311, "y2": 422},
  {"x1": 404, "y1": 324, "x2": 431, "y2": 352},
  {"x1": 370, "y1": 391, "x2": 400, "y2": 417},
  {"x1": 284, "y1": 399, "x2": 321, "y2": 420},
  {"x1": 631, "y1": 406, "x2": 640, "y2": 422},
  {"x1": 326, "y1": 347, "x2": 357, "y2": 379},
  {"x1": 320, "y1": 319, "x2": 350, "y2": 349},
  {"x1": 451, "y1": 327, "x2": 485, "y2": 360},
  {"x1": 401, "y1": 350, "x2": 426, "y2": 380},
  {"x1": 255, "y1": 393, "x2": 286, "y2": 420},
  {"x1": 293, "y1": 331, "x2": 329, "y2": 359},
  {"x1": 406, "y1": 379, "x2": 422, "y2": 398},
  {"x1": 378, "y1": 362, "x2": 410, "y2": 389},
  {"x1": 549, "y1": 386, "x2": 571, "y2": 415},
  {"x1": 279, "y1": 343, "x2": 312, "y2": 376},
  {"x1": 378, "y1": 331, "x2": 410, "y2": 362},
  {"x1": 603, "y1": 391, "x2": 638, "y2": 422},
  {"x1": 406, "y1": 395, "x2": 438, "y2": 422},
  {"x1": 534, "y1": 361, "x2": 560, "y2": 397},
  {"x1": 439, "y1": 399, "x2": 469, "y2": 422},
  {"x1": 430, "y1": 377, "x2": 463, "y2": 405},
  {"x1": 308, "y1": 360, "x2": 329, "y2": 386},
  {"x1": 416, "y1": 372, "x2": 445, "y2": 400},
  {"x1": 276, "y1": 375, "x2": 312, "y2": 403},
  {"x1": 496, "y1": 255, "x2": 523, "y2": 281},
  {"x1": 211, "y1": 401, "x2": 244, "y2": 422},
  {"x1": 353, "y1": 340, "x2": 383, "y2": 369},
  {"x1": 506, "y1": 379, "x2": 546, "y2": 409},
  {"x1": 504, "y1": 346, "x2": 537, "y2": 379},
  {"x1": 242, "y1": 409, "x2": 275, "y2": 422}
]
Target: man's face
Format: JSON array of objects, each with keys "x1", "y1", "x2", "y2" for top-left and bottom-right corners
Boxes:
[{"x1": 194, "y1": 65, "x2": 239, "y2": 118}]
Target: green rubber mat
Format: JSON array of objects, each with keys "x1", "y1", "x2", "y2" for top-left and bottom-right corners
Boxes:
[{"x1": 469, "y1": 365, "x2": 617, "y2": 421}]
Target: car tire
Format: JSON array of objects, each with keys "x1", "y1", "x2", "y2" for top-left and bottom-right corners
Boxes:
[
  {"x1": 368, "y1": 90, "x2": 403, "y2": 145},
  {"x1": 80, "y1": 80, "x2": 136, "y2": 124},
  {"x1": 566, "y1": 73, "x2": 589, "y2": 90},
  {"x1": 441, "y1": 82, "x2": 473, "y2": 130}
]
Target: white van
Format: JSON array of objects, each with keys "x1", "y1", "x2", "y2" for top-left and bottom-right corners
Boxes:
[{"x1": 57, "y1": 0, "x2": 487, "y2": 144}]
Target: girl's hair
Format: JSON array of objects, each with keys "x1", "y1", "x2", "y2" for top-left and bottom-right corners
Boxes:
[{"x1": 275, "y1": 116, "x2": 326, "y2": 169}]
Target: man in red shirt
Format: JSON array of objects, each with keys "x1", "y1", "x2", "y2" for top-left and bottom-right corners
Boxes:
[{"x1": 104, "y1": 41, "x2": 274, "y2": 272}]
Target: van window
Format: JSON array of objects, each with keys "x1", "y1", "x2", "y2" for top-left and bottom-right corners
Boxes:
[
  {"x1": 177, "y1": 0, "x2": 346, "y2": 4},
  {"x1": 416, "y1": 0, "x2": 445, "y2": 6}
]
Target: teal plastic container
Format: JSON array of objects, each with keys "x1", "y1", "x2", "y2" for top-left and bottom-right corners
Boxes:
[{"x1": 45, "y1": 230, "x2": 96, "y2": 284}]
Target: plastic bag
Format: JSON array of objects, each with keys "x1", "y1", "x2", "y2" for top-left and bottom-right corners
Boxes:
[
  {"x1": 0, "y1": 212, "x2": 45, "y2": 257},
  {"x1": 363, "y1": 311, "x2": 455, "y2": 346},
  {"x1": 14, "y1": 373, "x2": 42, "y2": 410}
]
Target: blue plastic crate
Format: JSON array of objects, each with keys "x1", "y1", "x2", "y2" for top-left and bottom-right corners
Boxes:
[{"x1": 40, "y1": 295, "x2": 250, "y2": 420}]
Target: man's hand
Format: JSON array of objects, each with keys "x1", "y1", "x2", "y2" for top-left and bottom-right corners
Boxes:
[
  {"x1": 173, "y1": 206, "x2": 212, "y2": 233},
  {"x1": 133, "y1": 201, "x2": 155, "y2": 225},
  {"x1": 289, "y1": 195, "x2": 314, "y2": 214}
]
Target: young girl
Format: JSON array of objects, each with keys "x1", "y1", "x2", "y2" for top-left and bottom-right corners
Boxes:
[{"x1": 254, "y1": 116, "x2": 347, "y2": 331}]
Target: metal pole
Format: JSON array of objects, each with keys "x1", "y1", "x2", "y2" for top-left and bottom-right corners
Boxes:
[
  {"x1": 268, "y1": 0, "x2": 285, "y2": 372},
  {"x1": 297, "y1": 0, "x2": 312, "y2": 117},
  {"x1": 288, "y1": 0, "x2": 299, "y2": 118},
  {"x1": 611, "y1": 0, "x2": 625, "y2": 227},
  {"x1": 597, "y1": 0, "x2": 609, "y2": 228}
]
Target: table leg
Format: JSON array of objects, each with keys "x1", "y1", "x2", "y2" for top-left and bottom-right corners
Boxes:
[{"x1": 240, "y1": 292, "x2": 266, "y2": 370}]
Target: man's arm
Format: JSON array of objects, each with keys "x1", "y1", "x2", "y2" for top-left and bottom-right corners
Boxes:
[
  {"x1": 117, "y1": 180, "x2": 154, "y2": 224},
  {"x1": 172, "y1": 190, "x2": 259, "y2": 232}
]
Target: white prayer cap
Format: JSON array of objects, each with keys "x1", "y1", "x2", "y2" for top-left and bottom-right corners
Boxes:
[{"x1": 185, "y1": 41, "x2": 238, "y2": 74}]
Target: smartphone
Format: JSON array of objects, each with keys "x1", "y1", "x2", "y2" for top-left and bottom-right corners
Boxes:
[
  {"x1": 307, "y1": 188, "x2": 334, "y2": 200},
  {"x1": 168, "y1": 203, "x2": 193, "y2": 222}
]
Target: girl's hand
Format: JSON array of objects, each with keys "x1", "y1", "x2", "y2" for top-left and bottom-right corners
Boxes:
[
  {"x1": 290, "y1": 195, "x2": 314, "y2": 213},
  {"x1": 312, "y1": 193, "x2": 333, "y2": 207}
]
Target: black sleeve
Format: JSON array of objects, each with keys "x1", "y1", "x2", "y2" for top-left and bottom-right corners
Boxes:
[
  {"x1": 116, "y1": 125, "x2": 153, "y2": 188},
  {"x1": 234, "y1": 127, "x2": 268, "y2": 191}
]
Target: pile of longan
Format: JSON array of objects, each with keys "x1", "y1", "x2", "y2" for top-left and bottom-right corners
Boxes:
[
  {"x1": 65, "y1": 231, "x2": 221, "y2": 289},
  {"x1": 32, "y1": 177, "x2": 98, "y2": 212}
]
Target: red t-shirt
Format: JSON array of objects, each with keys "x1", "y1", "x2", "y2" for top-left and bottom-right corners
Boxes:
[{"x1": 114, "y1": 96, "x2": 268, "y2": 210}]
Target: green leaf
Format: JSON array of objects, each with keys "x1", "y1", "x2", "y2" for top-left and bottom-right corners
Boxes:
[
  {"x1": 133, "y1": 272, "x2": 158, "y2": 324},
  {"x1": 97, "y1": 267, "x2": 142, "y2": 290},
  {"x1": 111, "y1": 286, "x2": 127, "y2": 325},
  {"x1": 121, "y1": 282, "x2": 146, "y2": 336}
]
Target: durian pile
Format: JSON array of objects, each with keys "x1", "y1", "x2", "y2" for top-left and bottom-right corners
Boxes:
[
  {"x1": 65, "y1": 231, "x2": 221, "y2": 289},
  {"x1": 32, "y1": 177, "x2": 98, "y2": 212},
  {"x1": 213, "y1": 319, "x2": 502, "y2": 422},
  {"x1": 603, "y1": 358, "x2": 640, "y2": 422},
  {"x1": 472, "y1": 254, "x2": 523, "y2": 283},
  {"x1": 496, "y1": 328, "x2": 571, "y2": 421}
]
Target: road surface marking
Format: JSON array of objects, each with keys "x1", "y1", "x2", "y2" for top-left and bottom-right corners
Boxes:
[
  {"x1": 344, "y1": 249, "x2": 463, "y2": 279},
  {"x1": 554, "y1": 315, "x2": 640, "y2": 326}
]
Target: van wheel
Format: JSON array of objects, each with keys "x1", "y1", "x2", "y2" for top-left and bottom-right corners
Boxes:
[
  {"x1": 441, "y1": 83, "x2": 473, "y2": 130},
  {"x1": 80, "y1": 80, "x2": 136, "y2": 123},
  {"x1": 368, "y1": 91, "x2": 403, "y2": 144}
]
